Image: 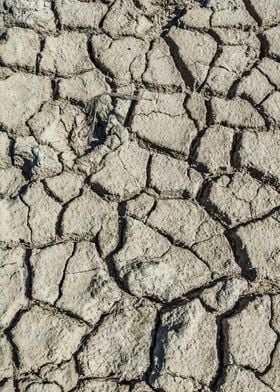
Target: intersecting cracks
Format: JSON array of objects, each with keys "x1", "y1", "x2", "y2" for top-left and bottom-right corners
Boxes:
[
  {"x1": 183, "y1": 93, "x2": 205, "y2": 129},
  {"x1": 161, "y1": 4, "x2": 187, "y2": 35},
  {"x1": 196, "y1": 182, "x2": 280, "y2": 282},
  {"x1": 55, "y1": 188, "x2": 84, "y2": 238},
  {"x1": 136, "y1": 216, "x2": 213, "y2": 274},
  {"x1": 146, "y1": 286, "x2": 257, "y2": 391},
  {"x1": 254, "y1": 295, "x2": 280, "y2": 379},
  {"x1": 209, "y1": 293, "x2": 271, "y2": 391},
  {"x1": 228, "y1": 204, "x2": 280, "y2": 232},
  {"x1": 188, "y1": 127, "x2": 209, "y2": 170},
  {"x1": 257, "y1": 67, "x2": 278, "y2": 91},
  {"x1": 195, "y1": 182, "x2": 228, "y2": 227},
  {"x1": 198, "y1": 30, "x2": 223, "y2": 93},
  {"x1": 42, "y1": 180, "x2": 62, "y2": 204},
  {"x1": 246, "y1": 166, "x2": 280, "y2": 194},
  {"x1": 101, "y1": 202, "x2": 138, "y2": 299},
  {"x1": 199, "y1": 171, "x2": 280, "y2": 225},
  {"x1": 33, "y1": 299, "x2": 92, "y2": 331},
  {"x1": 226, "y1": 40, "x2": 270, "y2": 101},
  {"x1": 14, "y1": 358, "x2": 70, "y2": 391},
  {"x1": 72, "y1": 306, "x2": 119, "y2": 380},
  {"x1": 86, "y1": 35, "x2": 116, "y2": 89}
]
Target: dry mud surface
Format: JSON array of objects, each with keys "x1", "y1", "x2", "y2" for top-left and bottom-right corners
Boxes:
[{"x1": 0, "y1": 0, "x2": 280, "y2": 391}]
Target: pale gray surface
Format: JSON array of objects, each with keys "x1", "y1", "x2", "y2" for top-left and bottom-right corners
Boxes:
[{"x1": 0, "y1": 0, "x2": 279, "y2": 391}]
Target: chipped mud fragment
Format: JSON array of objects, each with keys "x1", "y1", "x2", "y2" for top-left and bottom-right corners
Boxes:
[
  {"x1": 258, "y1": 58, "x2": 280, "y2": 88},
  {"x1": 124, "y1": 244, "x2": 211, "y2": 302},
  {"x1": 208, "y1": 0, "x2": 257, "y2": 28},
  {"x1": 102, "y1": 0, "x2": 155, "y2": 40},
  {"x1": 39, "y1": 358, "x2": 78, "y2": 392},
  {"x1": 59, "y1": 69, "x2": 109, "y2": 102},
  {"x1": 261, "y1": 91, "x2": 280, "y2": 126},
  {"x1": 126, "y1": 193, "x2": 155, "y2": 221},
  {"x1": 206, "y1": 45, "x2": 259, "y2": 96},
  {"x1": 114, "y1": 218, "x2": 210, "y2": 301},
  {"x1": 265, "y1": 25, "x2": 280, "y2": 59},
  {"x1": 180, "y1": 4, "x2": 212, "y2": 29},
  {"x1": 0, "y1": 167, "x2": 26, "y2": 197},
  {"x1": 45, "y1": 172, "x2": 84, "y2": 203}
]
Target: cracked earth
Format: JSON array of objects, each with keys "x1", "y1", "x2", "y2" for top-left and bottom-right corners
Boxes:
[{"x1": 0, "y1": 0, "x2": 280, "y2": 391}]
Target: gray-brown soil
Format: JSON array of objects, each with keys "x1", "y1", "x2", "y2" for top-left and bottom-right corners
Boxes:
[{"x1": 0, "y1": 0, "x2": 280, "y2": 391}]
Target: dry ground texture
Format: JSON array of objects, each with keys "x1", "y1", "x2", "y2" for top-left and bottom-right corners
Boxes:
[{"x1": 0, "y1": 0, "x2": 280, "y2": 391}]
